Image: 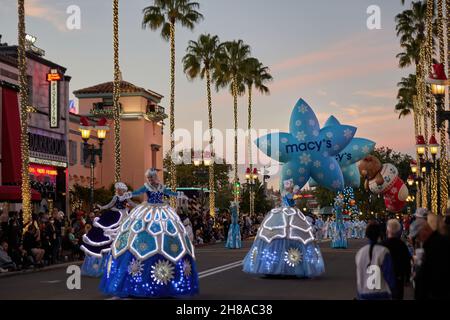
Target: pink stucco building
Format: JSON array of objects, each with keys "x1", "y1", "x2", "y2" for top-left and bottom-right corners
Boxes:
[{"x1": 69, "y1": 80, "x2": 165, "y2": 193}]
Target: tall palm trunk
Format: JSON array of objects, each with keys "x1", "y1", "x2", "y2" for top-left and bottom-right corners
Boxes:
[
  {"x1": 206, "y1": 68, "x2": 215, "y2": 216},
  {"x1": 437, "y1": 0, "x2": 448, "y2": 216},
  {"x1": 232, "y1": 75, "x2": 239, "y2": 208},
  {"x1": 18, "y1": 0, "x2": 31, "y2": 225},
  {"x1": 169, "y1": 21, "x2": 177, "y2": 207},
  {"x1": 113, "y1": 0, "x2": 121, "y2": 183},
  {"x1": 247, "y1": 84, "x2": 254, "y2": 218}
]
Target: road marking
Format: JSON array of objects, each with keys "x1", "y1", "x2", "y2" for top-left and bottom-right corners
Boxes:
[
  {"x1": 199, "y1": 260, "x2": 243, "y2": 279},
  {"x1": 40, "y1": 280, "x2": 62, "y2": 284}
]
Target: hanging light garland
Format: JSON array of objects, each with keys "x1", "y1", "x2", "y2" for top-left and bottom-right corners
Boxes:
[
  {"x1": 18, "y1": 0, "x2": 32, "y2": 225},
  {"x1": 425, "y1": 0, "x2": 439, "y2": 214},
  {"x1": 248, "y1": 84, "x2": 255, "y2": 218},
  {"x1": 112, "y1": 0, "x2": 121, "y2": 183},
  {"x1": 232, "y1": 75, "x2": 239, "y2": 208},
  {"x1": 206, "y1": 68, "x2": 215, "y2": 217},
  {"x1": 437, "y1": 0, "x2": 448, "y2": 216},
  {"x1": 169, "y1": 22, "x2": 177, "y2": 208}
]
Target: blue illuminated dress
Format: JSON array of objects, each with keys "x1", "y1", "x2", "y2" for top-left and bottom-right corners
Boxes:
[
  {"x1": 81, "y1": 196, "x2": 135, "y2": 277},
  {"x1": 99, "y1": 183, "x2": 198, "y2": 298},
  {"x1": 243, "y1": 193, "x2": 325, "y2": 278},
  {"x1": 225, "y1": 202, "x2": 242, "y2": 249},
  {"x1": 330, "y1": 195, "x2": 348, "y2": 249}
]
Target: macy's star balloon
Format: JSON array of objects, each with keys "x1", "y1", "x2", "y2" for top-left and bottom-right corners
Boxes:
[
  {"x1": 309, "y1": 116, "x2": 376, "y2": 188},
  {"x1": 255, "y1": 99, "x2": 357, "y2": 191}
]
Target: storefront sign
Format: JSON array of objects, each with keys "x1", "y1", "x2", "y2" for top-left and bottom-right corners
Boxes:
[
  {"x1": 29, "y1": 157, "x2": 67, "y2": 168},
  {"x1": 47, "y1": 69, "x2": 61, "y2": 128},
  {"x1": 29, "y1": 165, "x2": 58, "y2": 176}
]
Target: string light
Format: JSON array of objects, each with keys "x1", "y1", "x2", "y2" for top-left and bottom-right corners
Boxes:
[
  {"x1": 168, "y1": 22, "x2": 177, "y2": 208},
  {"x1": 113, "y1": 0, "x2": 121, "y2": 183},
  {"x1": 18, "y1": 0, "x2": 32, "y2": 225},
  {"x1": 248, "y1": 85, "x2": 255, "y2": 218},
  {"x1": 437, "y1": 0, "x2": 448, "y2": 216},
  {"x1": 206, "y1": 68, "x2": 215, "y2": 217},
  {"x1": 426, "y1": 0, "x2": 438, "y2": 214},
  {"x1": 232, "y1": 75, "x2": 239, "y2": 211}
]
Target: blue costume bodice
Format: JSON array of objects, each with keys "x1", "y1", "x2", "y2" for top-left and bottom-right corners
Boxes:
[
  {"x1": 282, "y1": 193, "x2": 295, "y2": 207},
  {"x1": 115, "y1": 198, "x2": 127, "y2": 209},
  {"x1": 146, "y1": 191, "x2": 164, "y2": 204},
  {"x1": 130, "y1": 183, "x2": 177, "y2": 204}
]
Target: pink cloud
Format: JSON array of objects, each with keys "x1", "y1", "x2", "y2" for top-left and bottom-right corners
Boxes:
[
  {"x1": 25, "y1": 0, "x2": 67, "y2": 32},
  {"x1": 272, "y1": 32, "x2": 394, "y2": 72},
  {"x1": 353, "y1": 89, "x2": 397, "y2": 99},
  {"x1": 271, "y1": 58, "x2": 396, "y2": 93}
]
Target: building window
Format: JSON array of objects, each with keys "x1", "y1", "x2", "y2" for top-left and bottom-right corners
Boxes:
[
  {"x1": 151, "y1": 144, "x2": 160, "y2": 169},
  {"x1": 69, "y1": 140, "x2": 77, "y2": 165}
]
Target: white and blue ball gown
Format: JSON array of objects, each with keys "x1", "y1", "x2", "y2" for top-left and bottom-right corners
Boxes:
[
  {"x1": 330, "y1": 197, "x2": 348, "y2": 249},
  {"x1": 225, "y1": 204, "x2": 242, "y2": 249},
  {"x1": 243, "y1": 193, "x2": 325, "y2": 278},
  {"x1": 80, "y1": 196, "x2": 135, "y2": 277},
  {"x1": 99, "y1": 183, "x2": 198, "y2": 298}
]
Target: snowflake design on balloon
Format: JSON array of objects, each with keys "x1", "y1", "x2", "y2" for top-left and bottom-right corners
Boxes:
[
  {"x1": 182, "y1": 259, "x2": 192, "y2": 278},
  {"x1": 151, "y1": 260, "x2": 175, "y2": 285},
  {"x1": 255, "y1": 99, "x2": 356, "y2": 192},
  {"x1": 127, "y1": 259, "x2": 143, "y2": 277},
  {"x1": 309, "y1": 116, "x2": 375, "y2": 189},
  {"x1": 284, "y1": 248, "x2": 303, "y2": 267}
]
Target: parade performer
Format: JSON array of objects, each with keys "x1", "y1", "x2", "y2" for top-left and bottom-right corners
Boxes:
[
  {"x1": 80, "y1": 182, "x2": 135, "y2": 277},
  {"x1": 331, "y1": 194, "x2": 348, "y2": 249},
  {"x1": 243, "y1": 179, "x2": 325, "y2": 278},
  {"x1": 225, "y1": 202, "x2": 242, "y2": 249},
  {"x1": 100, "y1": 169, "x2": 198, "y2": 298}
]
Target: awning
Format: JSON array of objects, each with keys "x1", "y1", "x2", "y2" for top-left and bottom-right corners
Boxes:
[
  {"x1": 1, "y1": 84, "x2": 22, "y2": 184},
  {"x1": 0, "y1": 186, "x2": 41, "y2": 202}
]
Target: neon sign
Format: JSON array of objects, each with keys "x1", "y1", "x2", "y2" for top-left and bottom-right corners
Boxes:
[
  {"x1": 47, "y1": 69, "x2": 61, "y2": 128},
  {"x1": 29, "y1": 165, "x2": 58, "y2": 176}
]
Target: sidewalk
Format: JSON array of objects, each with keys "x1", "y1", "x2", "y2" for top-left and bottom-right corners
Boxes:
[{"x1": 0, "y1": 260, "x2": 82, "y2": 279}]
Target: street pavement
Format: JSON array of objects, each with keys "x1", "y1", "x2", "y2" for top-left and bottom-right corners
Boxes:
[{"x1": 0, "y1": 239, "x2": 413, "y2": 300}]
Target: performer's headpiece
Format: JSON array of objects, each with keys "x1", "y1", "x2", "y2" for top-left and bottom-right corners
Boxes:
[
  {"x1": 114, "y1": 182, "x2": 128, "y2": 191},
  {"x1": 145, "y1": 168, "x2": 158, "y2": 178}
]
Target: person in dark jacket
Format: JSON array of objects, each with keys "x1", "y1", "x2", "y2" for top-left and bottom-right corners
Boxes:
[
  {"x1": 382, "y1": 219, "x2": 411, "y2": 300},
  {"x1": 415, "y1": 214, "x2": 450, "y2": 300}
]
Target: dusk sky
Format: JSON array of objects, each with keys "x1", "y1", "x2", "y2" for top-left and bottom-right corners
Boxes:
[{"x1": 0, "y1": 0, "x2": 416, "y2": 173}]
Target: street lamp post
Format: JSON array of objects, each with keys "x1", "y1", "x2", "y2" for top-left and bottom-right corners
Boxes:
[
  {"x1": 193, "y1": 150, "x2": 211, "y2": 216},
  {"x1": 79, "y1": 117, "x2": 109, "y2": 211},
  {"x1": 245, "y1": 167, "x2": 259, "y2": 218},
  {"x1": 415, "y1": 134, "x2": 441, "y2": 213}
]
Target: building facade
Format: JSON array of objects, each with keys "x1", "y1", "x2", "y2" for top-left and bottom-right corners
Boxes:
[
  {"x1": 69, "y1": 80, "x2": 165, "y2": 196},
  {"x1": 0, "y1": 42, "x2": 71, "y2": 213}
]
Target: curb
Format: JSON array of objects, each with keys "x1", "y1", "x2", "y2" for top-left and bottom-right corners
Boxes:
[{"x1": 0, "y1": 261, "x2": 82, "y2": 279}]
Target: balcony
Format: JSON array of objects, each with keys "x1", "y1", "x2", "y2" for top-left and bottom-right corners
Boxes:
[
  {"x1": 145, "y1": 105, "x2": 167, "y2": 123},
  {"x1": 89, "y1": 102, "x2": 122, "y2": 118}
]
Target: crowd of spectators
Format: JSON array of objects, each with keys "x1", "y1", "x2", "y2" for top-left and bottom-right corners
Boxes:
[
  {"x1": 0, "y1": 207, "x2": 92, "y2": 273},
  {"x1": 355, "y1": 208, "x2": 450, "y2": 300}
]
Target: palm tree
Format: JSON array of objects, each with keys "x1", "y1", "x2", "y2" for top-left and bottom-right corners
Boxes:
[
  {"x1": 214, "y1": 40, "x2": 252, "y2": 205},
  {"x1": 182, "y1": 34, "x2": 222, "y2": 216},
  {"x1": 242, "y1": 58, "x2": 272, "y2": 217},
  {"x1": 112, "y1": 0, "x2": 121, "y2": 183},
  {"x1": 17, "y1": 0, "x2": 32, "y2": 224},
  {"x1": 395, "y1": 1, "x2": 428, "y2": 69},
  {"x1": 395, "y1": 74, "x2": 417, "y2": 118},
  {"x1": 142, "y1": 0, "x2": 203, "y2": 197}
]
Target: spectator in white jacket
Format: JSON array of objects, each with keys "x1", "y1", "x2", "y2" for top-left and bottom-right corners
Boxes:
[{"x1": 355, "y1": 222, "x2": 396, "y2": 300}]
